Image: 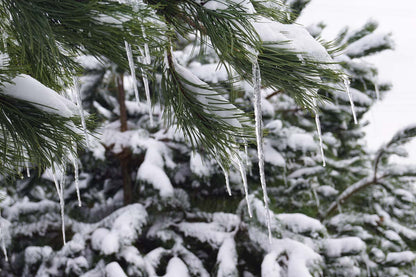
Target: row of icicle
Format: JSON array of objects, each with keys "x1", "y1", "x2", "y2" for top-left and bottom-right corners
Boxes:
[
  {"x1": 0, "y1": 22, "x2": 361, "y2": 253},
  {"x1": 44, "y1": 9, "x2": 155, "y2": 247}
]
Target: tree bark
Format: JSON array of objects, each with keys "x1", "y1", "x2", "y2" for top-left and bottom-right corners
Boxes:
[
  {"x1": 116, "y1": 74, "x2": 133, "y2": 205},
  {"x1": 117, "y1": 74, "x2": 128, "y2": 132}
]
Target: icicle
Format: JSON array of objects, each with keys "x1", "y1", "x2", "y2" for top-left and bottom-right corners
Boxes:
[
  {"x1": 252, "y1": 61, "x2": 272, "y2": 242},
  {"x1": 51, "y1": 170, "x2": 61, "y2": 198},
  {"x1": 139, "y1": 56, "x2": 153, "y2": 127},
  {"x1": 313, "y1": 101, "x2": 326, "y2": 167},
  {"x1": 237, "y1": 158, "x2": 252, "y2": 218},
  {"x1": 73, "y1": 159, "x2": 81, "y2": 207},
  {"x1": 243, "y1": 139, "x2": 252, "y2": 176},
  {"x1": 73, "y1": 77, "x2": 90, "y2": 148},
  {"x1": 142, "y1": 27, "x2": 151, "y2": 65},
  {"x1": 0, "y1": 219, "x2": 8, "y2": 262},
  {"x1": 140, "y1": 26, "x2": 153, "y2": 127},
  {"x1": 1, "y1": 240, "x2": 6, "y2": 262},
  {"x1": 124, "y1": 41, "x2": 140, "y2": 103},
  {"x1": 244, "y1": 140, "x2": 249, "y2": 166},
  {"x1": 49, "y1": 167, "x2": 66, "y2": 244},
  {"x1": 219, "y1": 163, "x2": 232, "y2": 196},
  {"x1": 0, "y1": 52, "x2": 4, "y2": 69},
  {"x1": 26, "y1": 163, "x2": 30, "y2": 178},
  {"x1": 59, "y1": 168, "x2": 66, "y2": 245},
  {"x1": 69, "y1": 150, "x2": 81, "y2": 207},
  {"x1": 342, "y1": 76, "x2": 357, "y2": 124}
]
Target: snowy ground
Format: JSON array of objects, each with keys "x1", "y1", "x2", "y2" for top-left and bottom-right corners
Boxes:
[{"x1": 298, "y1": 0, "x2": 416, "y2": 162}]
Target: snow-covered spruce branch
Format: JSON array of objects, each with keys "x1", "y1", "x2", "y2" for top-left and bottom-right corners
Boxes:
[
  {"x1": 322, "y1": 147, "x2": 389, "y2": 219},
  {"x1": 323, "y1": 125, "x2": 416, "y2": 219},
  {"x1": 321, "y1": 176, "x2": 382, "y2": 219},
  {"x1": 374, "y1": 125, "x2": 416, "y2": 170}
]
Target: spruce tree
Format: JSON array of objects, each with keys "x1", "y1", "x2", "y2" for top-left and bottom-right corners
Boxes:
[{"x1": 0, "y1": 0, "x2": 415, "y2": 277}]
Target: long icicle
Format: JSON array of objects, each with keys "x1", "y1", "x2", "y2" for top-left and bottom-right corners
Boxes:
[
  {"x1": 58, "y1": 167, "x2": 66, "y2": 245},
  {"x1": 252, "y1": 61, "x2": 272, "y2": 242},
  {"x1": 73, "y1": 77, "x2": 90, "y2": 148},
  {"x1": 219, "y1": 162, "x2": 232, "y2": 196},
  {"x1": 50, "y1": 168, "x2": 66, "y2": 244},
  {"x1": 69, "y1": 150, "x2": 81, "y2": 207},
  {"x1": 125, "y1": 41, "x2": 140, "y2": 103},
  {"x1": 313, "y1": 99, "x2": 326, "y2": 167},
  {"x1": 343, "y1": 76, "x2": 357, "y2": 124},
  {"x1": 26, "y1": 161, "x2": 30, "y2": 177},
  {"x1": 244, "y1": 139, "x2": 252, "y2": 176},
  {"x1": 0, "y1": 219, "x2": 8, "y2": 262},
  {"x1": 237, "y1": 158, "x2": 252, "y2": 218},
  {"x1": 140, "y1": 26, "x2": 153, "y2": 127},
  {"x1": 1, "y1": 238, "x2": 7, "y2": 262}
]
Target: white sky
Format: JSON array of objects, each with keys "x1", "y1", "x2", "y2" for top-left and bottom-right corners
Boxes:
[{"x1": 298, "y1": 0, "x2": 416, "y2": 160}]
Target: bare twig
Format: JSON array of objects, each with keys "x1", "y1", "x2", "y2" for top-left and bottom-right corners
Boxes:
[{"x1": 265, "y1": 90, "x2": 283, "y2": 100}]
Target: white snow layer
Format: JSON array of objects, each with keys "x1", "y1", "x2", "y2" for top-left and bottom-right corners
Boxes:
[
  {"x1": 276, "y1": 213, "x2": 324, "y2": 234},
  {"x1": 91, "y1": 204, "x2": 147, "y2": 255},
  {"x1": 102, "y1": 123, "x2": 175, "y2": 198},
  {"x1": 323, "y1": 237, "x2": 366, "y2": 258},
  {"x1": 105, "y1": 262, "x2": 128, "y2": 277},
  {"x1": 24, "y1": 246, "x2": 52, "y2": 265},
  {"x1": 190, "y1": 152, "x2": 214, "y2": 177},
  {"x1": 216, "y1": 237, "x2": 238, "y2": 277},
  {"x1": 287, "y1": 133, "x2": 317, "y2": 152},
  {"x1": 164, "y1": 257, "x2": 190, "y2": 277},
  {"x1": 1, "y1": 74, "x2": 78, "y2": 117},
  {"x1": 204, "y1": 0, "x2": 256, "y2": 13},
  {"x1": 189, "y1": 62, "x2": 228, "y2": 83},
  {"x1": 250, "y1": 226, "x2": 322, "y2": 277},
  {"x1": 345, "y1": 33, "x2": 394, "y2": 57},
  {"x1": 253, "y1": 18, "x2": 335, "y2": 66},
  {"x1": 178, "y1": 222, "x2": 227, "y2": 248},
  {"x1": 385, "y1": 251, "x2": 416, "y2": 265},
  {"x1": 261, "y1": 252, "x2": 282, "y2": 277},
  {"x1": 263, "y1": 140, "x2": 285, "y2": 167},
  {"x1": 173, "y1": 59, "x2": 244, "y2": 129},
  {"x1": 137, "y1": 140, "x2": 175, "y2": 198}
]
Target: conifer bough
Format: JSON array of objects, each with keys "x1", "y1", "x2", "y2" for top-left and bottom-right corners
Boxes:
[
  {"x1": 0, "y1": 0, "x2": 344, "y2": 173},
  {"x1": 0, "y1": 0, "x2": 346, "y2": 241}
]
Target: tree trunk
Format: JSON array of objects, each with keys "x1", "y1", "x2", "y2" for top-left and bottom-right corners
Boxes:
[{"x1": 116, "y1": 74, "x2": 133, "y2": 205}]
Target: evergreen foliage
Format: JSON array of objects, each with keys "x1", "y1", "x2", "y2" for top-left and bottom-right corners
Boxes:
[{"x1": 0, "y1": 0, "x2": 415, "y2": 277}]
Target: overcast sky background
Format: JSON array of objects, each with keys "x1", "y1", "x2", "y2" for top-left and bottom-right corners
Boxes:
[{"x1": 298, "y1": 0, "x2": 416, "y2": 161}]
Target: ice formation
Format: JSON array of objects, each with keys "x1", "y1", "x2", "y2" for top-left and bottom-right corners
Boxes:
[{"x1": 252, "y1": 60, "x2": 272, "y2": 241}]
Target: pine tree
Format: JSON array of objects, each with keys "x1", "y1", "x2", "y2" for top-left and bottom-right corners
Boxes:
[{"x1": 1, "y1": 0, "x2": 416, "y2": 277}]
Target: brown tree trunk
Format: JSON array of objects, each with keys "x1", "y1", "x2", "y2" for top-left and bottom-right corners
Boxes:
[
  {"x1": 116, "y1": 74, "x2": 133, "y2": 205},
  {"x1": 117, "y1": 74, "x2": 128, "y2": 132}
]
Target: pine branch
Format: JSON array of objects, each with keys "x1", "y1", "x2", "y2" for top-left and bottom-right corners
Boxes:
[
  {"x1": 321, "y1": 176, "x2": 380, "y2": 219},
  {"x1": 0, "y1": 0, "x2": 166, "y2": 90},
  {"x1": 322, "y1": 125, "x2": 416, "y2": 219},
  {"x1": 0, "y1": 93, "x2": 86, "y2": 176},
  {"x1": 161, "y1": 46, "x2": 253, "y2": 168}
]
